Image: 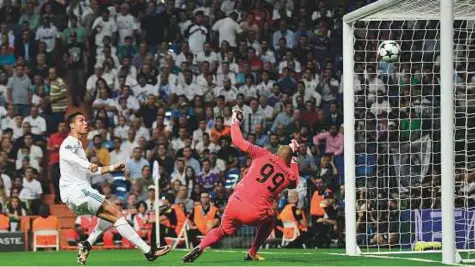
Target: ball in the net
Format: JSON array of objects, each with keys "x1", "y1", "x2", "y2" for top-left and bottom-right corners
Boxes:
[{"x1": 378, "y1": 40, "x2": 401, "y2": 63}]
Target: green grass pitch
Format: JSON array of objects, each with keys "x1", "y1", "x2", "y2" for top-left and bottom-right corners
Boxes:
[{"x1": 0, "y1": 249, "x2": 453, "y2": 266}]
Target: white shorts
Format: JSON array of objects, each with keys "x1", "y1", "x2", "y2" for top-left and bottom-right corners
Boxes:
[{"x1": 64, "y1": 186, "x2": 105, "y2": 216}]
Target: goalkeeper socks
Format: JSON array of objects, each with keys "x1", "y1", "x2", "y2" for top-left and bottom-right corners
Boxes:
[
  {"x1": 198, "y1": 228, "x2": 225, "y2": 250},
  {"x1": 249, "y1": 220, "x2": 274, "y2": 256},
  {"x1": 87, "y1": 218, "x2": 113, "y2": 245},
  {"x1": 114, "y1": 217, "x2": 151, "y2": 253}
]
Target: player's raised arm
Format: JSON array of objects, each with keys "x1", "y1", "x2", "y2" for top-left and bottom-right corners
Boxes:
[
  {"x1": 61, "y1": 144, "x2": 125, "y2": 174},
  {"x1": 230, "y1": 109, "x2": 250, "y2": 152},
  {"x1": 231, "y1": 109, "x2": 269, "y2": 159}
]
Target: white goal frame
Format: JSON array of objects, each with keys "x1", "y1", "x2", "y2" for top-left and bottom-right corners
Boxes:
[{"x1": 343, "y1": 0, "x2": 457, "y2": 264}]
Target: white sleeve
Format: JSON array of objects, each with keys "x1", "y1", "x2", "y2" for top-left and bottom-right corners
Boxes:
[
  {"x1": 40, "y1": 118, "x2": 47, "y2": 133},
  {"x1": 60, "y1": 145, "x2": 91, "y2": 170},
  {"x1": 86, "y1": 76, "x2": 95, "y2": 92},
  {"x1": 212, "y1": 20, "x2": 221, "y2": 31},
  {"x1": 235, "y1": 21, "x2": 243, "y2": 34}
]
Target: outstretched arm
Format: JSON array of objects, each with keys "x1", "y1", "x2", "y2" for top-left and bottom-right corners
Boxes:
[
  {"x1": 231, "y1": 123, "x2": 251, "y2": 153},
  {"x1": 61, "y1": 145, "x2": 125, "y2": 174},
  {"x1": 231, "y1": 109, "x2": 269, "y2": 158}
]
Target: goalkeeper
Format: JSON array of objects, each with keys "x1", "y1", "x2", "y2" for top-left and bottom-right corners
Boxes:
[{"x1": 183, "y1": 109, "x2": 300, "y2": 262}]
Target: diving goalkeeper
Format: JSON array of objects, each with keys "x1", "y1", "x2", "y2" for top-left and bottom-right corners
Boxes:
[{"x1": 183, "y1": 109, "x2": 300, "y2": 262}]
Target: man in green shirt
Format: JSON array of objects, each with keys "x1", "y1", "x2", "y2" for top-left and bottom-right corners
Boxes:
[
  {"x1": 400, "y1": 112, "x2": 422, "y2": 141},
  {"x1": 18, "y1": 2, "x2": 39, "y2": 31},
  {"x1": 62, "y1": 15, "x2": 87, "y2": 45}
]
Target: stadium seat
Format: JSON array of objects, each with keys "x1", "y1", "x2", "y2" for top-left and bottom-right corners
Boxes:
[
  {"x1": 102, "y1": 231, "x2": 115, "y2": 248},
  {"x1": 33, "y1": 230, "x2": 59, "y2": 251},
  {"x1": 0, "y1": 214, "x2": 9, "y2": 233}
]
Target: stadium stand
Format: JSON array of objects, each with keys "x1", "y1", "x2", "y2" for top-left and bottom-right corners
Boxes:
[{"x1": 0, "y1": 0, "x2": 378, "y2": 251}]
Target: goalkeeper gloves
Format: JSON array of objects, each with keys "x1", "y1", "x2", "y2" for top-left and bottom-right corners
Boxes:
[
  {"x1": 231, "y1": 109, "x2": 244, "y2": 125},
  {"x1": 288, "y1": 139, "x2": 299, "y2": 163}
]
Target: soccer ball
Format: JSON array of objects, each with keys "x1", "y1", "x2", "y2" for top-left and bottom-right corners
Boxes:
[{"x1": 378, "y1": 40, "x2": 401, "y2": 63}]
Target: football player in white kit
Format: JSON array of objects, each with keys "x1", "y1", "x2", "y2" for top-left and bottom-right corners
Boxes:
[{"x1": 60, "y1": 112, "x2": 171, "y2": 264}]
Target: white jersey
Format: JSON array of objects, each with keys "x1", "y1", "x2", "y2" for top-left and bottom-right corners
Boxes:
[{"x1": 59, "y1": 135, "x2": 92, "y2": 201}]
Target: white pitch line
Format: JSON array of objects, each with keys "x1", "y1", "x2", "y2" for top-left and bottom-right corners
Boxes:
[
  {"x1": 326, "y1": 252, "x2": 467, "y2": 266},
  {"x1": 211, "y1": 249, "x2": 316, "y2": 255}
]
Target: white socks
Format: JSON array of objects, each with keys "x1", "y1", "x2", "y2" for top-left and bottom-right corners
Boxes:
[
  {"x1": 87, "y1": 218, "x2": 113, "y2": 245},
  {"x1": 113, "y1": 217, "x2": 151, "y2": 253}
]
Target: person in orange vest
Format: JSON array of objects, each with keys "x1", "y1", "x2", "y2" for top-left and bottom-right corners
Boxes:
[
  {"x1": 187, "y1": 192, "x2": 219, "y2": 246},
  {"x1": 149, "y1": 193, "x2": 177, "y2": 248},
  {"x1": 171, "y1": 202, "x2": 187, "y2": 236},
  {"x1": 311, "y1": 188, "x2": 338, "y2": 248},
  {"x1": 309, "y1": 177, "x2": 326, "y2": 224},
  {"x1": 279, "y1": 190, "x2": 309, "y2": 248}
]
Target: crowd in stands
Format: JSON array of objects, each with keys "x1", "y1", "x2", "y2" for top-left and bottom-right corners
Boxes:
[{"x1": 0, "y1": 0, "x2": 433, "y2": 249}]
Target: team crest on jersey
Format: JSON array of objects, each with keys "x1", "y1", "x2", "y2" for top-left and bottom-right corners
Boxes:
[{"x1": 65, "y1": 145, "x2": 73, "y2": 149}]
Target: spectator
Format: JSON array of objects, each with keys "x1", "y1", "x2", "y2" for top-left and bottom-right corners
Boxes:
[
  {"x1": 271, "y1": 102, "x2": 294, "y2": 132},
  {"x1": 110, "y1": 136, "x2": 129, "y2": 164},
  {"x1": 92, "y1": 9, "x2": 117, "y2": 49},
  {"x1": 86, "y1": 135, "x2": 110, "y2": 166},
  {"x1": 0, "y1": 176, "x2": 9, "y2": 208},
  {"x1": 313, "y1": 125, "x2": 344, "y2": 157},
  {"x1": 133, "y1": 201, "x2": 151, "y2": 239},
  {"x1": 6, "y1": 196, "x2": 26, "y2": 231},
  {"x1": 14, "y1": 30, "x2": 36, "y2": 63},
  {"x1": 48, "y1": 67, "x2": 68, "y2": 132},
  {"x1": 212, "y1": 11, "x2": 242, "y2": 48},
  {"x1": 186, "y1": 11, "x2": 208, "y2": 55},
  {"x1": 188, "y1": 192, "x2": 219, "y2": 246},
  {"x1": 23, "y1": 106, "x2": 46, "y2": 136},
  {"x1": 280, "y1": 190, "x2": 309, "y2": 248},
  {"x1": 126, "y1": 147, "x2": 150, "y2": 181},
  {"x1": 129, "y1": 180, "x2": 147, "y2": 202},
  {"x1": 210, "y1": 116, "x2": 230, "y2": 145},
  {"x1": 64, "y1": 31, "x2": 87, "y2": 107},
  {"x1": 7, "y1": 65, "x2": 31, "y2": 117},
  {"x1": 35, "y1": 15, "x2": 59, "y2": 53},
  {"x1": 174, "y1": 185, "x2": 194, "y2": 213},
  {"x1": 145, "y1": 185, "x2": 157, "y2": 212},
  {"x1": 197, "y1": 159, "x2": 219, "y2": 193}
]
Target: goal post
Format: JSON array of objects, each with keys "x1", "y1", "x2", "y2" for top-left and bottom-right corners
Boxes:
[
  {"x1": 439, "y1": 0, "x2": 456, "y2": 264},
  {"x1": 341, "y1": 0, "x2": 475, "y2": 264}
]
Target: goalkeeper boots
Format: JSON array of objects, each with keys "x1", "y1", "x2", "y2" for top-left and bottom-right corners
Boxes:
[
  {"x1": 244, "y1": 252, "x2": 265, "y2": 261},
  {"x1": 144, "y1": 245, "x2": 172, "y2": 261},
  {"x1": 77, "y1": 241, "x2": 92, "y2": 265},
  {"x1": 183, "y1": 246, "x2": 203, "y2": 263}
]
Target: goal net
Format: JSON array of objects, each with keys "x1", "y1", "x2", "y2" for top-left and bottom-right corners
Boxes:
[{"x1": 342, "y1": 0, "x2": 475, "y2": 263}]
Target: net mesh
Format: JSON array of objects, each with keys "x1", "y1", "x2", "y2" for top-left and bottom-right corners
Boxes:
[
  {"x1": 352, "y1": 0, "x2": 475, "y2": 21},
  {"x1": 351, "y1": 13, "x2": 475, "y2": 253}
]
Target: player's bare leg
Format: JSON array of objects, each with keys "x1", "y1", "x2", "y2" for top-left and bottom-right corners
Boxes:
[
  {"x1": 245, "y1": 217, "x2": 276, "y2": 261},
  {"x1": 183, "y1": 227, "x2": 228, "y2": 263},
  {"x1": 77, "y1": 218, "x2": 112, "y2": 264},
  {"x1": 78, "y1": 200, "x2": 171, "y2": 264}
]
